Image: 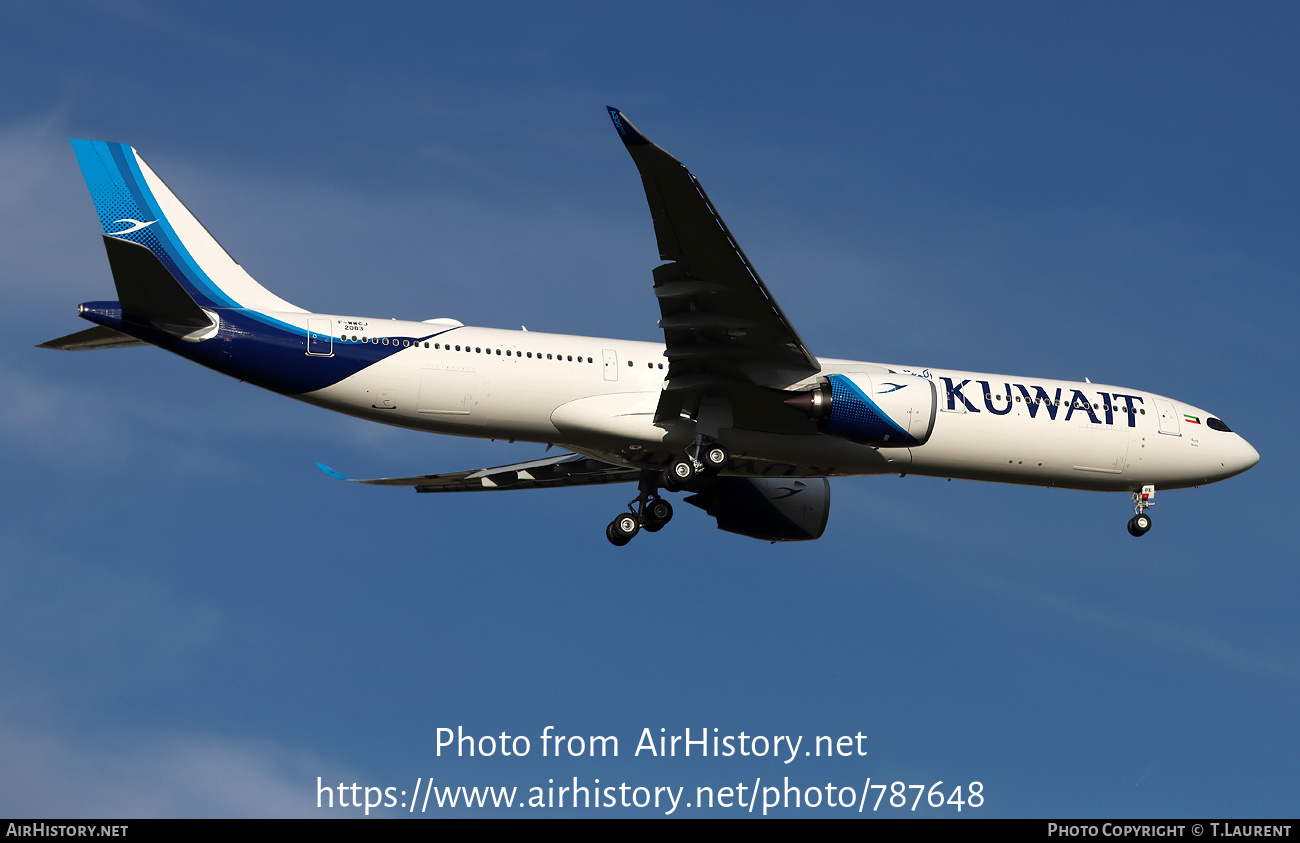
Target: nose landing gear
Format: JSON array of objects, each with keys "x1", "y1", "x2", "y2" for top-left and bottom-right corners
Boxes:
[
  {"x1": 606, "y1": 471, "x2": 676, "y2": 546},
  {"x1": 1127, "y1": 485, "x2": 1155, "y2": 537}
]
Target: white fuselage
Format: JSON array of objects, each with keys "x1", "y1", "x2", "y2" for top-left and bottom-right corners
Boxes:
[{"x1": 288, "y1": 313, "x2": 1258, "y2": 494}]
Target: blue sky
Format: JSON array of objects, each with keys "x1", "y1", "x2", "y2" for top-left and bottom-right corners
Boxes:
[{"x1": 3, "y1": 2, "x2": 1297, "y2": 817}]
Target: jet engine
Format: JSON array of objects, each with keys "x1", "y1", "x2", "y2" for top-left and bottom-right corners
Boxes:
[
  {"x1": 785, "y1": 373, "x2": 936, "y2": 447},
  {"x1": 685, "y1": 477, "x2": 830, "y2": 542}
]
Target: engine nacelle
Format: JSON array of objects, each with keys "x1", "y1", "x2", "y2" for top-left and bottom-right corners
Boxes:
[
  {"x1": 685, "y1": 477, "x2": 830, "y2": 542},
  {"x1": 785, "y1": 373, "x2": 936, "y2": 447}
]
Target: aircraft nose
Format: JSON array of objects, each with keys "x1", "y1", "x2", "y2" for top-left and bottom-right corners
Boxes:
[
  {"x1": 1226, "y1": 436, "x2": 1260, "y2": 477},
  {"x1": 1240, "y1": 438, "x2": 1260, "y2": 471}
]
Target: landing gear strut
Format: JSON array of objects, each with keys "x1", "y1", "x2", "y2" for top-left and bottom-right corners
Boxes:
[
  {"x1": 606, "y1": 472, "x2": 675, "y2": 546},
  {"x1": 1127, "y1": 485, "x2": 1154, "y2": 537}
]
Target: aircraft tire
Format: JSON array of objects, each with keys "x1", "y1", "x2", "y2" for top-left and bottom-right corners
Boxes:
[
  {"x1": 607, "y1": 520, "x2": 633, "y2": 546},
  {"x1": 703, "y1": 444, "x2": 728, "y2": 473},
  {"x1": 647, "y1": 498, "x2": 674, "y2": 526},
  {"x1": 1127, "y1": 514, "x2": 1152, "y2": 537},
  {"x1": 667, "y1": 457, "x2": 697, "y2": 487},
  {"x1": 614, "y1": 512, "x2": 640, "y2": 540}
]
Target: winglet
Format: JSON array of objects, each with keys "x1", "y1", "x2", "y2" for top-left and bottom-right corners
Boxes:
[
  {"x1": 315, "y1": 462, "x2": 351, "y2": 481},
  {"x1": 606, "y1": 107, "x2": 651, "y2": 147}
]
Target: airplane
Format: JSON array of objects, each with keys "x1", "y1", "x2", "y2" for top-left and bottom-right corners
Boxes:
[{"x1": 41, "y1": 108, "x2": 1259, "y2": 546}]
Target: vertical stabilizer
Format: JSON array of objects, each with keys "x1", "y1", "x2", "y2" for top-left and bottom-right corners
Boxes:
[{"x1": 71, "y1": 140, "x2": 305, "y2": 314}]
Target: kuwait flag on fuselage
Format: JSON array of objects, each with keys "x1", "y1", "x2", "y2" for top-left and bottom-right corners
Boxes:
[{"x1": 1184, "y1": 414, "x2": 1201, "y2": 424}]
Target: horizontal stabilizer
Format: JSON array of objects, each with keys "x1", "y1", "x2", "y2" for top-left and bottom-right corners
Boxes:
[
  {"x1": 103, "y1": 235, "x2": 214, "y2": 335},
  {"x1": 317, "y1": 453, "x2": 640, "y2": 493},
  {"x1": 38, "y1": 325, "x2": 148, "y2": 351}
]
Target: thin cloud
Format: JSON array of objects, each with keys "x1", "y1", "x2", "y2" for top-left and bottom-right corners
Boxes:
[{"x1": 0, "y1": 711, "x2": 339, "y2": 817}]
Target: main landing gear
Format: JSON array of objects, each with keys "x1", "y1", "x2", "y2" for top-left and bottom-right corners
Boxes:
[
  {"x1": 605, "y1": 439, "x2": 729, "y2": 546},
  {"x1": 606, "y1": 472, "x2": 676, "y2": 546},
  {"x1": 661, "y1": 437, "x2": 728, "y2": 491},
  {"x1": 1127, "y1": 485, "x2": 1155, "y2": 537}
]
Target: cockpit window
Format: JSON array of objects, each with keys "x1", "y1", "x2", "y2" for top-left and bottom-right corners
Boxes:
[{"x1": 1206, "y1": 417, "x2": 1232, "y2": 432}]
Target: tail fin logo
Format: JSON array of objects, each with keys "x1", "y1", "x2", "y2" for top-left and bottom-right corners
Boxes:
[{"x1": 107, "y1": 218, "x2": 157, "y2": 236}]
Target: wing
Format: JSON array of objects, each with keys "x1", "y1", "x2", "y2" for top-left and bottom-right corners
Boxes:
[
  {"x1": 316, "y1": 452, "x2": 641, "y2": 493},
  {"x1": 608, "y1": 107, "x2": 821, "y2": 426}
]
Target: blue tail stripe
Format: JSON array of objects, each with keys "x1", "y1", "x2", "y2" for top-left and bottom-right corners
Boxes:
[{"x1": 114, "y1": 143, "x2": 239, "y2": 309}]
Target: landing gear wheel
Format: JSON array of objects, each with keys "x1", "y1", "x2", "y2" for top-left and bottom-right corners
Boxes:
[
  {"x1": 646, "y1": 498, "x2": 674, "y2": 525},
  {"x1": 703, "y1": 444, "x2": 729, "y2": 474},
  {"x1": 643, "y1": 498, "x2": 673, "y2": 532},
  {"x1": 606, "y1": 521, "x2": 630, "y2": 546},
  {"x1": 1127, "y1": 513, "x2": 1152, "y2": 537},
  {"x1": 665, "y1": 457, "x2": 697, "y2": 488},
  {"x1": 607, "y1": 513, "x2": 639, "y2": 546},
  {"x1": 614, "y1": 512, "x2": 640, "y2": 539}
]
